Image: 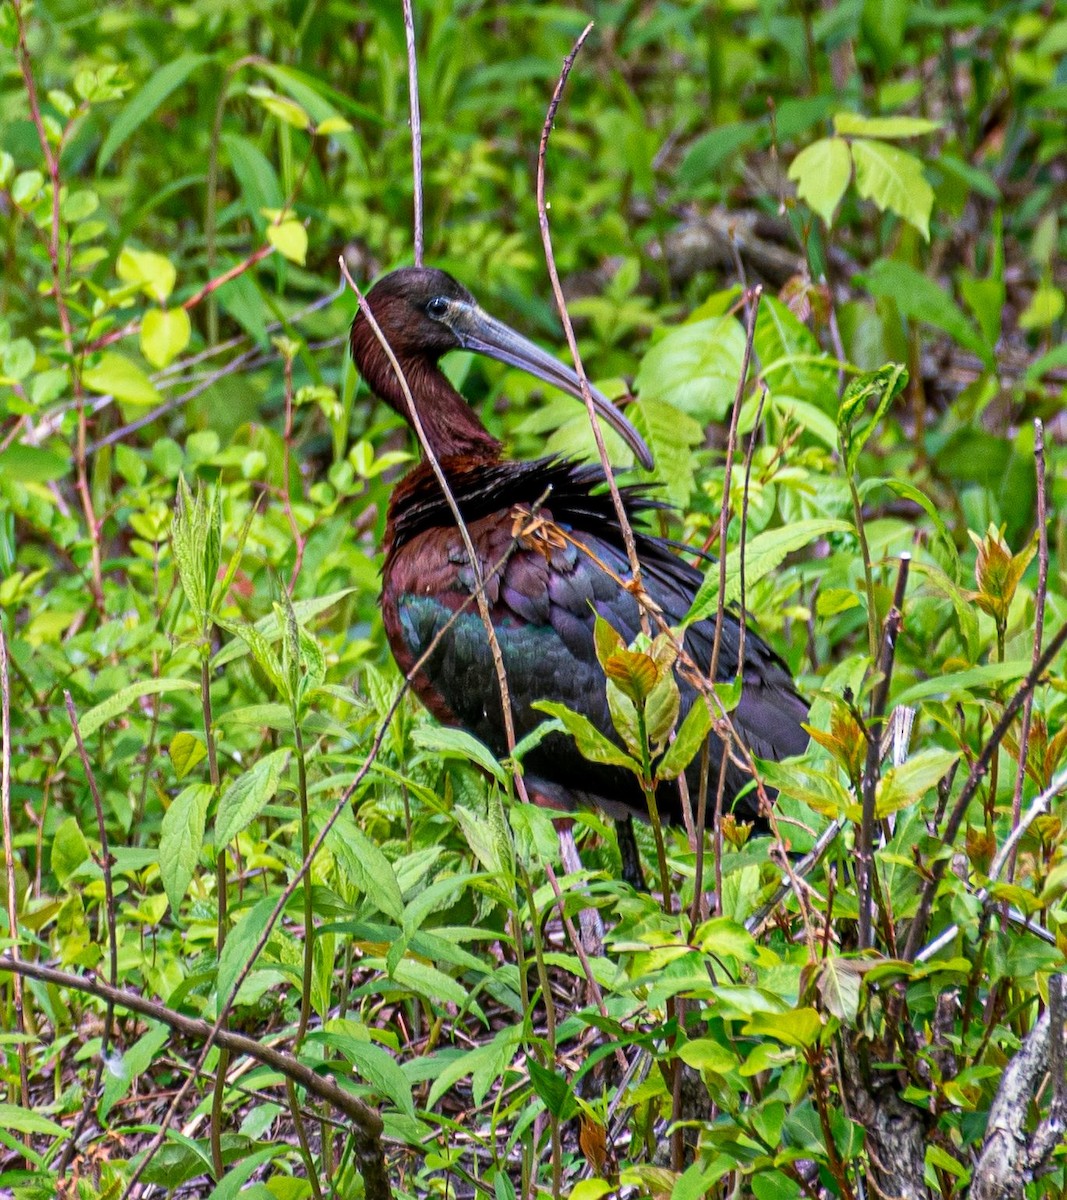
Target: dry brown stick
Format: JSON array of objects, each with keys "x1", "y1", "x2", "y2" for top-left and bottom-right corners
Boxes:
[
  {"x1": 0, "y1": 626, "x2": 30, "y2": 1146},
  {"x1": 902, "y1": 619, "x2": 1067, "y2": 963},
  {"x1": 57, "y1": 691, "x2": 120, "y2": 1175},
  {"x1": 857, "y1": 554, "x2": 910, "y2": 951},
  {"x1": 338, "y1": 257, "x2": 529, "y2": 805},
  {"x1": 1008, "y1": 418, "x2": 1049, "y2": 882},
  {"x1": 403, "y1": 0, "x2": 424, "y2": 266},
  {"x1": 0, "y1": 957, "x2": 383, "y2": 1133},
  {"x1": 536, "y1": 23, "x2": 647, "y2": 618}
]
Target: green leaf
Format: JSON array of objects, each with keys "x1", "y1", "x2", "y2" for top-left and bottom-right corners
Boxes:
[
  {"x1": 686, "y1": 519, "x2": 853, "y2": 623},
  {"x1": 99, "y1": 1022, "x2": 169, "y2": 1121},
  {"x1": 216, "y1": 894, "x2": 278, "y2": 1012},
  {"x1": 58, "y1": 678, "x2": 197, "y2": 762},
  {"x1": 838, "y1": 364, "x2": 909, "y2": 474},
  {"x1": 742, "y1": 1007, "x2": 823, "y2": 1048},
  {"x1": 265, "y1": 219, "x2": 307, "y2": 265},
  {"x1": 82, "y1": 351, "x2": 161, "y2": 407},
  {"x1": 211, "y1": 589, "x2": 357, "y2": 668},
  {"x1": 861, "y1": 260, "x2": 991, "y2": 363},
  {"x1": 214, "y1": 749, "x2": 289, "y2": 847},
  {"x1": 850, "y1": 139, "x2": 933, "y2": 239},
  {"x1": 326, "y1": 806, "x2": 405, "y2": 922},
  {"x1": 97, "y1": 53, "x2": 210, "y2": 169},
  {"x1": 320, "y1": 1024, "x2": 415, "y2": 1116},
  {"x1": 630, "y1": 397, "x2": 703, "y2": 507},
  {"x1": 141, "y1": 306, "x2": 191, "y2": 368},
  {"x1": 0, "y1": 445, "x2": 70, "y2": 483},
  {"x1": 532, "y1": 701, "x2": 637, "y2": 772},
  {"x1": 833, "y1": 113, "x2": 940, "y2": 139},
  {"x1": 633, "y1": 316, "x2": 746, "y2": 423},
  {"x1": 893, "y1": 660, "x2": 1032, "y2": 707},
  {"x1": 0, "y1": 1103, "x2": 67, "y2": 1138},
  {"x1": 247, "y1": 85, "x2": 310, "y2": 130},
  {"x1": 787, "y1": 136, "x2": 852, "y2": 226},
  {"x1": 876, "y1": 748, "x2": 960, "y2": 817},
  {"x1": 657, "y1": 697, "x2": 712, "y2": 780},
  {"x1": 51, "y1": 817, "x2": 90, "y2": 887},
  {"x1": 222, "y1": 133, "x2": 283, "y2": 230},
  {"x1": 411, "y1": 726, "x2": 506, "y2": 784},
  {"x1": 117, "y1": 245, "x2": 177, "y2": 303},
  {"x1": 159, "y1": 783, "x2": 211, "y2": 912},
  {"x1": 168, "y1": 731, "x2": 207, "y2": 780}
]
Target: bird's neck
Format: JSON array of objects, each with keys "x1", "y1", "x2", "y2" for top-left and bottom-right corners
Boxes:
[{"x1": 356, "y1": 333, "x2": 502, "y2": 462}]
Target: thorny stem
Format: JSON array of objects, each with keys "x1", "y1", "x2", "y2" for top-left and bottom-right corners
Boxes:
[
  {"x1": 857, "y1": 554, "x2": 910, "y2": 950},
  {"x1": 1008, "y1": 419, "x2": 1049, "y2": 881}
]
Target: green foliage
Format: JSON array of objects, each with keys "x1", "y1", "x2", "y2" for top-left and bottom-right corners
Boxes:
[{"x1": 1, "y1": 0, "x2": 1065, "y2": 1198}]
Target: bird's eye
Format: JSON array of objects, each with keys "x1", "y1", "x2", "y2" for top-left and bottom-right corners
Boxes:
[{"x1": 425, "y1": 296, "x2": 450, "y2": 319}]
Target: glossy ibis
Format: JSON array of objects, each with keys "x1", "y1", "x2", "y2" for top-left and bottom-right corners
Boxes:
[{"x1": 351, "y1": 267, "x2": 808, "y2": 866}]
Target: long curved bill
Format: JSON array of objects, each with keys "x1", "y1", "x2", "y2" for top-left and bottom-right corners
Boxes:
[{"x1": 451, "y1": 304, "x2": 654, "y2": 470}]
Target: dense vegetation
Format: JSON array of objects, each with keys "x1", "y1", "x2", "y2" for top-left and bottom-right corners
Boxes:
[{"x1": 1, "y1": 0, "x2": 1066, "y2": 1197}]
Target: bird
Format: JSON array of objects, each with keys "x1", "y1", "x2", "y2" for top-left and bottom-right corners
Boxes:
[{"x1": 350, "y1": 266, "x2": 808, "y2": 871}]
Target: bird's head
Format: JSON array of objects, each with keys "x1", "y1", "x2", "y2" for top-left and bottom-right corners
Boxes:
[{"x1": 350, "y1": 266, "x2": 653, "y2": 469}]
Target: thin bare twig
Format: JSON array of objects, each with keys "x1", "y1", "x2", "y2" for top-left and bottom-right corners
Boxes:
[
  {"x1": 0, "y1": 625, "x2": 30, "y2": 1146},
  {"x1": 535, "y1": 24, "x2": 647, "y2": 612},
  {"x1": 403, "y1": 0, "x2": 424, "y2": 266},
  {"x1": 857, "y1": 554, "x2": 910, "y2": 950},
  {"x1": 1009, "y1": 419, "x2": 1049, "y2": 882},
  {"x1": 58, "y1": 691, "x2": 119, "y2": 1174}
]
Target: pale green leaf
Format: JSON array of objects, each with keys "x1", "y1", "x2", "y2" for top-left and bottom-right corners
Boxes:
[
  {"x1": 266, "y1": 220, "x2": 307, "y2": 265},
  {"x1": 833, "y1": 112, "x2": 940, "y2": 139},
  {"x1": 82, "y1": 351, "x2": 161, "y2": 407},
  {"x1": 140, "y1": 306, "x2": 191, "y2": 368},
  {"x1": 657, "y1": 697, "x2": 712, "y2": 781},
  {"x1": 532, "y1": 701, "x2": 637, "y2": 771},
  {"x1": 326, "y1": 806, "x2": 405, "y2": 922},
  {"x1": 787, "y1": 136, "x2": 851, "y2": 225},
  {"x1": 412, "y1": 726, "x2": 506, "y2": 784},
  {"x1": 0, "y1": 1103, "x2": 67, "y2": 1138},
  {"x1": 247, "y1": 85, "x2": 310, "y2": 129},
  {"x1": 851, "y1": 138, "x2": 933, "y2": 239},
  {"x1": 875, "y1": 748, "x2": 960, "y2": 817},
  {"x1": 633, "y1": 316, "x2": 746, "y2": 422},
  {"x1": 168, "y1": 731, "x2": 207, "y2": 780},
  {"x1": 116, "y1": 245, "x2": 177, "y2": 302}
]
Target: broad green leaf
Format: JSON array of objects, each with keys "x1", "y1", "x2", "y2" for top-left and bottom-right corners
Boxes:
[
  {"x1": 167, "y1": 731, "x2": 207, "y2": 781},
  {"x1": 893, "y1": 660, "x2": 1032, "y2": 707},
  {"x1": 685, "y1": 519, "x2": 853, "y2": 623},
  {"x1": 532, "y1": 701, "x2": 637, "y2": 771},
  {"x1": 412, "y1": 725, "x2": 506, "y2": 784},
  {"x1": 99, "y1": 1022, "x2": 169, "y2": 1120},
  {"x1": 859, "y1": 476, "x2": 959, "y2": 576},
  {"x1": 97, "y1": 53, "x2": 210, "y2": 169},
  {"x1": 141, "y1": 306, "x2": 191, "y2": 368},
  {"x1": 159, "y1": 782, "x2": 211, "y2": 912},
  {"x1": 0, "y1": 1103, "x2": 67, "y2": 1138},
  {"x1": 211, "y1": 589, "x2": 357, "y2": 668},
  {"x1": 117, "y1": 246, "x2": 177, "y2": 302},
  {"x1": 216, "y1": 893, "x2": 278, "y2": 1012},
  {"x1": 266, "y1": 219, "x2": 307, "y2": 265},
  {"x1": 214, "y1": 749, "x2": 289, "y2": 847},
  {"x1": 82, "y1": 351, "x2": 161, "y2": 407},
  {"x1": 326, "y1": 806, "x2": 404, "y2": 922},
  {"x1": 205, "y1": 1147, "x2": 279, "y2": 1200},
  {"x1": 0, "y1": 445, "x2": 70, "y2": 483},
  {"x1": 630, "y1": 397, "x2": 702, "y2": 506},
  {"x1": 678, "y1": 1037, "x2": 740, "y2": 1073},
  {"x1": 833, "y1": 113, "x2": 940, "y2": 139},
  {"x1": 222, "y1": 133, "x2": 283, "y2": 230},
  {"x1": 743, "y1": 1007, "x2": 823, "y2": 1048},
  {"x1": 862, "y1": 260, "x2": 991, "y2": 363},
  {"x1": 51, "y1": 817, "x2": 90, "y2": 887},
  {"x1": 851, "y1": 138, "x2": 933, "y2": 239},
  {"x1": 58, "y1": 678, "x2": 197, "y2": 762},
  {"x1": 320, "y1": 1024, "x2": 416, "y2": 1116},
  {"x1": 875, "y1": 748, "x2": 960, "y2": 817},
  {"x1": 657, "y1": 697, "x2": 712, "y2": 780},
  {"x1": 787, "y1": 136, "x2": 851, "y2": 225},
  {"x1": 633, "y1": 316, "x2": 746, "y2": 423}
]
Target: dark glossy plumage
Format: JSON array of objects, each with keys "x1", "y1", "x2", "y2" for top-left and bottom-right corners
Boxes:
[{"x1": 352, "y1": 267, "x2": 808, "y2": 830}]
